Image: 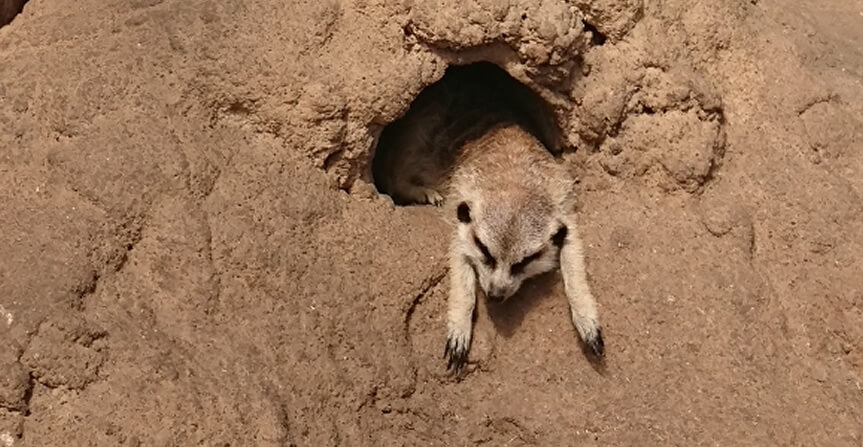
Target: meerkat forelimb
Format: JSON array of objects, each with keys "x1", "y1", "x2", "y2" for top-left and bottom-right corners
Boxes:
[
  {"x1": 443, "y1": 238, "x2": 477, "y2": 371},
  {"x1": 558, "y1": 216, "x2": 604, "y2": 357}
]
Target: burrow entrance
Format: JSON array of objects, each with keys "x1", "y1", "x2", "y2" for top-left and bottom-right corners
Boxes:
[
  {"x1": 0, "y1": 0, "x2": 28, "y2": 28},
  {"x1": 371, "y1": 62, "x2": 563, "y2": 205}
]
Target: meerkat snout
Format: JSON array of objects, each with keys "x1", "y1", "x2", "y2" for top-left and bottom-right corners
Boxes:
[
  {"x1": 485, "y1": 282, "x2": 513, "y2": 303},
  {"x1": 481, "y1": 268, "x2": 521, "y2": 304}
]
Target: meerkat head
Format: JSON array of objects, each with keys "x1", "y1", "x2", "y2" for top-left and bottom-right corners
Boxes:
[{"x1": 455, "y1": 198, "x2": 567, "y2": 303}]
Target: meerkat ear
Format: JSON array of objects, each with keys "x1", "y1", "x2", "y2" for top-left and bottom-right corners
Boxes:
[
  {"x1": 456, "y1": 202, "x2": 472, "y2": 224},
  {"x1": 552, "y1": 225, "x2": 568, "y2": 248}
]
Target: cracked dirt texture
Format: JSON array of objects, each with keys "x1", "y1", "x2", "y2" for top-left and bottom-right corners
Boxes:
[{"x1": 1, "y1": 0, "x2": 862, "y2": 445}]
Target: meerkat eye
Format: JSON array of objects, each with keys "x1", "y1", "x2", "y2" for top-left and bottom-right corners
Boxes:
[
  {"x1": 473, "y1": 235, "x2": 496, "y2": 268},
  {"x1": 510, "y1": 250, "x2": 544, "y2": 275}
]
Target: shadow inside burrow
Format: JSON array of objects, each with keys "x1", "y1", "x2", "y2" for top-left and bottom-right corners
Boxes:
[{"x1": 0, "y1": 0, "x2": 28, "y2": 28}]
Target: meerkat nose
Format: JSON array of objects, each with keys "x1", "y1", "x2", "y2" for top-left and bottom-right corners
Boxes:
[{"x1": 487, "y1": 288, "x2": 506, "y2": 303}]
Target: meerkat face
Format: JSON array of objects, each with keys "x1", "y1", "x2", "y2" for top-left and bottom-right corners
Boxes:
[{"x1": 455, "y1": 201, "x2": 567, "y2": 303}]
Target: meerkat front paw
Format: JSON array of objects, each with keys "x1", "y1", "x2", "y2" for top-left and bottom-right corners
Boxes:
[
  {"x1": 573, "y1": 314, "x2": 604, "y2": 358},
  {"x1": 423, "y1": 188, "x2": 444, "y2": 206},
  {"x1": 444, "y1": 324, "x2": 471, "y2": 371},
  {"x1": 402, "y1": 184, "x2": 444, "y2": 206},
  {"x1": 584, "y1": 327, "x2": 604, "y2": 358}
]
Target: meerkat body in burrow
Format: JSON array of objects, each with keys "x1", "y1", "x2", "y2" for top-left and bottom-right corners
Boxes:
[
  {"x1": 372, "y1": 73, "x2": 516, "y2": 207},
  {"x1": 372, "y1": 63, "x2": 560, "y2": 208}
]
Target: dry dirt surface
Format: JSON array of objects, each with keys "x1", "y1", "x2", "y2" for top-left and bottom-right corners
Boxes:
[{"x1": 1, "y1": 0, "x2": 862, "y2": 445}]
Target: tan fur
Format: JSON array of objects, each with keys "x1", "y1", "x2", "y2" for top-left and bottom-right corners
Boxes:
[{"x1": 442, "y1": 124, "x2": 603, "y2": 371}]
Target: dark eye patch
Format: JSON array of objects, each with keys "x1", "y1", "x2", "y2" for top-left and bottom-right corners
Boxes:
[
  {"x1": 456, "y1": 202, "x2": 471, "y2": 223},
  {"x1": 510, "y1": 249, "x2": 544, "y2": 275},
  {"x1": 552, "y1": 225, "x2": 568, "y2": 248},
  {"x1": 473, "y1": 235, "x2": 496, "y2": 268}
]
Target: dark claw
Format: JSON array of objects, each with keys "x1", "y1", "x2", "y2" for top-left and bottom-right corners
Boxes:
[
  {"x1": 586, "y1": 328, "x2": 604, "y2": 358},
  {"x1": 444, "y1": 337, "x2": 468, "y2": 372}
]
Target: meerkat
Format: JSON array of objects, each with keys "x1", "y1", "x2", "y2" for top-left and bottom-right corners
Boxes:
[
  {"x1": 373, "y1": 65, "x2": 603, "y2": 371},
  {"x1": 442, "y1": 124, "x2": 602, "y2": 370}
]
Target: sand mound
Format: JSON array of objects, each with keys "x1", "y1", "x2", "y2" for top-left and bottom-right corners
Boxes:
[{"x1": 1, "y1": 0, "x2": 861, "y2": 444}]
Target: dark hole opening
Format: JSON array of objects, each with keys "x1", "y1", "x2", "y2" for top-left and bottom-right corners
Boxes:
[
  {"x1": 582, "y1": 20, "x2": 607, "y2": 46},
  {"x1": 0, "y1": 0, "x2": 29, "y2": 28},
  {"x1": 371, "y1": 62, "x2": 561, "y2": 206}
]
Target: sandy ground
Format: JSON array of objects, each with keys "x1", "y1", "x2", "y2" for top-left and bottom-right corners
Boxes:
[{"x1": 0, "y1": 0, "x2": 861, "y2": 445}]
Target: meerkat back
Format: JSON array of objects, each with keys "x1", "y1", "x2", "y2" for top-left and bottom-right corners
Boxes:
[{"x1": 449, "y1": 124, "x2": 573, "y2": 211}]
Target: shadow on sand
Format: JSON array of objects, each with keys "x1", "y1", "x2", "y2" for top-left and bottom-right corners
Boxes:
[{"x1": 483, "y1": 270, "x2": 607, "y2": 372}]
